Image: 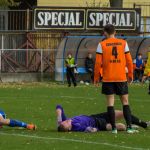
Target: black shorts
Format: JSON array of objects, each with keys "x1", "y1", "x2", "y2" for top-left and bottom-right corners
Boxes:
[
  {"x1": 102, "y1": 82, "x2": 128, "y2": 95},
  {"x1": 90, "y1": 113, "x2": 108, "y2": 131}
]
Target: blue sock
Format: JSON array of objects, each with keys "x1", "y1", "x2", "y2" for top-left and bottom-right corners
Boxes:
[
  {"x1": 56, "y1": 105, "x2": 67, "y2": 121},
  {"x1": 9, "y1": 119, "x2": 27, "y2": 128}
]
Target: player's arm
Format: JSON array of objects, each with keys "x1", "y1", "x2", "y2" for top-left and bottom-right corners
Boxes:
[
  {"x1": 0, "y1": 116, "x2": 10, "y2": 125},
  {"x1": 124, "y1": 42, "x2": 133, "y2": 83},
  {"x1": 0, "y1": 115, "x2": 8, "y2": 126},
  {"x1": 125, "y1": 52, "x2": 133, "y2": 81},
  {"x1": 65, "y1": 60, "x2": 70, "y2": 67},
  {"x1": 94, "y1": 43, "x2": 103, "y2": 84}
]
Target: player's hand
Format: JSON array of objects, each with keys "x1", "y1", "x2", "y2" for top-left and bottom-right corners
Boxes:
[
  {"x1": 128, "y1": 77, "x2": 133, "y2": 85},
  {"x1": 85, "y1": 127, "x2": 98, "y2": 133},
  {"x1": 141, "y1": 75, "x2": 147, "y2": 84},
  {"x1": 94, "y1": 80, "x2": 99, "y2": 87}
]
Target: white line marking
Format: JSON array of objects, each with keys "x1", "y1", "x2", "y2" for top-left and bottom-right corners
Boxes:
[
  {"x1": 0, "y1": 95, "x2": 96, "y2": 100},
  {"x1": 60, "y1": 96, "x2": 95, "y2": 100},
  {"x1": 0, "y1": 132, "x2": 149, "y2": 150},
  {"x1": 115, "y1": 98, "x2": 150, "y2": 102},
  {"x1": 0, "y1": 94, "x2": 149, "y2": 102}
]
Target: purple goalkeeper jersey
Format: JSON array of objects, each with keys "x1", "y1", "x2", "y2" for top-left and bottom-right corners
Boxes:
[{"x1": 71, "y1": 115, "x2": 96, "y2": 132}]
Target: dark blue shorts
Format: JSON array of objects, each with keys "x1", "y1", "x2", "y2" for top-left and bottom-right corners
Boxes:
[{"x1": 90, "y1": 113, "x2": 109, "y2": 131}]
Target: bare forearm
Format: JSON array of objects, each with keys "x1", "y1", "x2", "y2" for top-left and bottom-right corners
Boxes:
[{"x1": 0, "y1": 118, "x2": 10, "y2": 125}]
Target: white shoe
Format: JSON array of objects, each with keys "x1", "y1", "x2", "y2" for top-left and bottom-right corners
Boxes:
[
  {"x1": 112, "y1": 129, "x2": 117, "y2": 134},
  {"x1": 131, "y1": 125, "x2": 139, "y2": 130},
  {"x1": 127, "y1": 128, "x2": 139, "y2": 134},
  {"x1": 146, "y1": 121, "x2": 150, "y2": 127}
]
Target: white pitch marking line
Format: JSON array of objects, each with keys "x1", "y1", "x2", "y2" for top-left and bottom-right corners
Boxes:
[
  {"x1": 0, "y1": 95, "x2": 95, "y2": 100},
  {"x1": 0, "y1": 132, "x2": 149, "y2": 150},
  {"x1": 60, "y1": 95, "x2": 95, "y2": 100},
  {"x1": 0, "y1": 95, "x2": 149, "y2": 102}
]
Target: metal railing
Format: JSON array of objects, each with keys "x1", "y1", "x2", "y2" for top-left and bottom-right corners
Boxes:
[
  {"x1": 134, "y1": 3, "x2": 150, "y2": 17},
  {"x1": 0, "y1": 49, "x2": 56, "y2": 74},
  {"x1": 0, "y1": 9, "x2": 33, "y2": 32}
]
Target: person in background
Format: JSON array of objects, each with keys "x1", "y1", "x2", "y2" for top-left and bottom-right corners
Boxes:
[
  {"x1": 65, "y1": 53, "x2": 77, "y2": 87},
  {"x1": 133, "y1": 53, "x2": 144, "y2": 82},
  {"x1": 142, "y1": 51, "x2": 150, "y2": 94},
  {"x1": 142, "y1": 60, "x2": 147, "y2": 75},
  {"x1": 85, "y1": 53, "x2": 94, "y2": 83}
]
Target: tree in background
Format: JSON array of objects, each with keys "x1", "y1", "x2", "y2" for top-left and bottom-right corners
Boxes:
[
  {"x1": 0, "y1": 0, "x2": 37, "y2": 9},
  {"x1": 0, "y1": 0, "x2": 20, "y2": 8},
  {"x1": 18, "y1": 0, "x2": 37, "y2": 9}
]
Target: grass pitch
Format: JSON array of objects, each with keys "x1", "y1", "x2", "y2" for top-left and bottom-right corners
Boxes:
[{"x1": 0, "y1": 82, "x2": 150, "y2": 150}]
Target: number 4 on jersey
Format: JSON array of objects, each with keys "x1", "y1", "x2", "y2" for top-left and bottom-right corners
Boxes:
[{"x1": 112, "y1": 46, "x2": 118, "y2": 59}]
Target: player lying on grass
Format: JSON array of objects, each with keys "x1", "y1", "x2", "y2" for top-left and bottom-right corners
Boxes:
[
  {"x1": 0, "y1": 109, "x2": 36, "y2": 130},
  {"x1": 56, "y1": 105, "x2": 150, "y2": 132}
]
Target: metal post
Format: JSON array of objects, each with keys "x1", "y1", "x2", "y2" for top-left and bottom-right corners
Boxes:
[
  {"x1": 0, "y1": 34, "x2": 4, "y2": 82},
  {"x1": 26, "y1": 33, "x2": 29, "y2": 68},
  {"x1": 26, "y1": 9, "x2": 30, "y2": 31},
  {"x1": 0, "y1": 34, "x2": 4, "y2": 73},
  {"x1": 41, "y1": 49, "x2": 43, "y2": 81},
  {"x1": 62, "y1": 38, "x2": 68, "y2": 84}
]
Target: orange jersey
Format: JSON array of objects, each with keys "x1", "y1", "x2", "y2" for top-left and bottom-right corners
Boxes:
[{"x1": 94, "y1": 38, "x2": 133, "y2": 82}]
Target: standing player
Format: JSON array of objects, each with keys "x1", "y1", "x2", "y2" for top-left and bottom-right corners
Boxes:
[
  {"x1": 0, "y1": 109, "x2": 36, "y2": 130},
  {"x1": 142, "y1": 51, "x2": 150, "y2": 94},
  {"x1": 94, "y1": 24, "x2": 134, "y2": 134}
]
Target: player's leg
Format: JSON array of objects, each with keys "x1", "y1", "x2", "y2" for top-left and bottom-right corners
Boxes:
[
  {"x1": 139, "y1": 70, "x2": 143, "y2": 82},
  {"x1": 134, "y1": 69, "x2": 138, "y2": 81},
  {"x1": 142, "y1": 75, "x2": 147, "y2": 83},
  {"x1": 66, "y1": 69, "x2": 71, "y2": 87},
  {"x1": 56, "y1": 105, "x2": 67, "y2": 126},
  {"x1": 91, "y1": 110, "x2": 123, "y2": 123},
  {"x1": 137, "y1": 70, "x2": 141, "y2": 82},
  {"x1": 106, "y1": 123, "x2": 126, "y2": 131},
  {"x1": 0, "y1": 115, "x2": 36, "y2": 130},
  {"x1": 148, "y1": 77, "x2": 150, "y2": 94},
  {"x1": 90, "y1": 114, "x2": 108, "y2": 131},
  {"x1": 131, "y1": 115, "x2": 149, "y2": 128},
  {"x1": 115, "y1": 107, "x2": 131, "y2": 124},
  {"x1": 70, "y1": 68, "x2": 77, "y2": 87},
  {"x1": 106, "y1": 95, "x2": 116, "y2": 133},
  {"x1": 116, "y1": 82, "x2": 137, "y2": 133},
  {"x1": 120, "y1": 95, "x2": 132, "y2": 128},
  {"x1": 102, "y1": 82, "x2": 117, "y2": 133},
  {"x1": 115, "y1": 110, "x2": 124, "y2": 120},
  {"x1": 114, "y1": 110, "x2": 149, "y2": 128},
  {"x1": 120, "y1": 94, "x2": 138, "y2": 133}
]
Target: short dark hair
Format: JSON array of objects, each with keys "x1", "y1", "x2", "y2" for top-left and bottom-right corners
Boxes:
[
  {"x1": 58, "y1": 125, "x2": 67, "y2": 132},
  {"x1": 138, "y1": 53, "x2": 142, "y2": 56},
  {"x1": 104, "y1": 24, "x2": 115, "y2": 35}
]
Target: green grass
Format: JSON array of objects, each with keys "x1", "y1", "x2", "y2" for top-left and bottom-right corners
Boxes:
[{"x1": 0, "y1": 82, "x2": 150, "y2": 150}]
